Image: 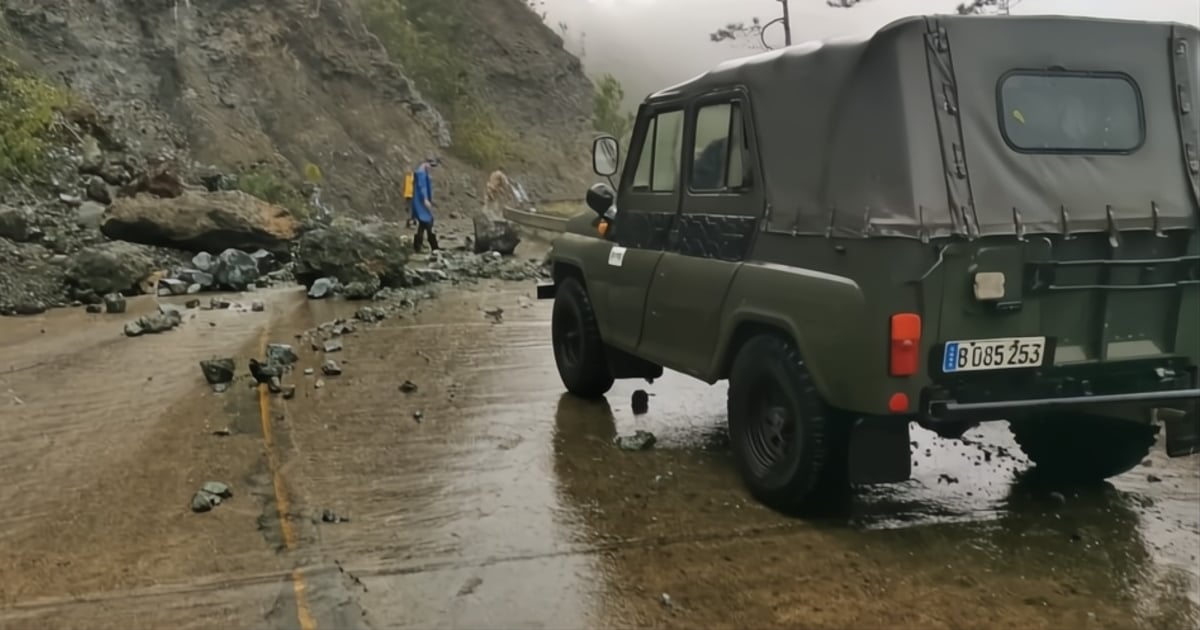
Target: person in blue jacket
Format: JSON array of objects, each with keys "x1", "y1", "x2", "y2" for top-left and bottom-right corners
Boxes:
[{"x1": 412, "y1": 156, "x2": 441, "y2": 252}]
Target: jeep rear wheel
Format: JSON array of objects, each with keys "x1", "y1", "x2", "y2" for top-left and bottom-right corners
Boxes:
[
  {"x1": 552, "y1": 277, "x2": 614, "y2": 398},
  {"x1": 727, "y1": 334, "x2": 847, "y2": 514},
  {"x1": 1009, "y1": 413, "x2": 1157, "y2": 483}
]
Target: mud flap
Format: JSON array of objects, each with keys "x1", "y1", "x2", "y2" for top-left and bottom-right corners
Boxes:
[
  {"x1": 847, "y1": 417, "x2": 912, "y2": 485},
  {"x1": 604, "y1": 345, "x2": 663, "y2": 381},
  {"x1": 1161, "y1": 407, "x2": 1200, "y2": 457}
]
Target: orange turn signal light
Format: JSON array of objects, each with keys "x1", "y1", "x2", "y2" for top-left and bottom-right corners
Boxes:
[{"x1": 889, "y1": 313, "x2": 921, "y2": 376}]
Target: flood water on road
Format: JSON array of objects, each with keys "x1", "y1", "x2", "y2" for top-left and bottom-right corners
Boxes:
[
  {"x1": 0, "y1": 282, "x2": 1196, "y2": 630},
  {"x1": 280, "y1": 284, "x2": 1200, "y2": 630}
]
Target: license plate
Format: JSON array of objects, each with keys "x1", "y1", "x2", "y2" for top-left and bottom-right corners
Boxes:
[{"x1": 942, "y1": 337, "x2": 1047, "y2": 373}]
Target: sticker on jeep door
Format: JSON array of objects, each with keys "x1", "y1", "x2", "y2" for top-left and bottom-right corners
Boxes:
[{"x1": 608, "y1": 246, "x2": 626, "y2": 267}]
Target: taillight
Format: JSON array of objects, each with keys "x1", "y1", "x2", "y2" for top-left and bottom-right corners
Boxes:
[{"x1": 889, "y1": 313, "x2": 921, "y2": 376}]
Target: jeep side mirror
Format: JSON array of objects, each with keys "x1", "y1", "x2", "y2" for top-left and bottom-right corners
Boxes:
[
  {"x1": 592, "y1": 135, "x2": 619, "y2": 177},
  {"x1": 585, "y1": 182, "x2": 615, "y2": 216}
]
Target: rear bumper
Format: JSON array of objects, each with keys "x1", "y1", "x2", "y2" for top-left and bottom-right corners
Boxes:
[
  {"x1": 922, "y1": 383, "x2": 1200, "y2": 458},
  {"x1": 926, "y1": 388, "x2": 1200, "y2": 422}
]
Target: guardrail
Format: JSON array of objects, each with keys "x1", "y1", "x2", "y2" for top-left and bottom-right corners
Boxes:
[{"x1": 502, "y1": 206, "x2": 571, "y2": 232}]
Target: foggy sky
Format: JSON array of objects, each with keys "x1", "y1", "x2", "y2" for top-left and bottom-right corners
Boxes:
[{"x1": 538, "y1": 0, "x2": 1200, "y2": 106}]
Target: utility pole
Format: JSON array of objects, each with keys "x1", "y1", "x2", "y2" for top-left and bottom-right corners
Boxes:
[{"x1": 779, "y1": 0, "x2": 792, "y2": 46}]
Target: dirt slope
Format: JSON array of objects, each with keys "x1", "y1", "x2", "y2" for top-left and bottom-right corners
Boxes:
[{"x1": 0, "y1": 0, "x2": 593, "y2": 218}]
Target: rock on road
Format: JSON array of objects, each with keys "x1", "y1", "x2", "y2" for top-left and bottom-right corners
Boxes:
[{"x1": 0, "y1": 282, "x2": 1197, "y2": 629}]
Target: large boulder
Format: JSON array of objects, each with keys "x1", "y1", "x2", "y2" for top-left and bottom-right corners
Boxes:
[
  {"x1": 294, "y1": 220, "x2": 410, "y2": 290},
  {"x1": 101, "y1": 190, "x2": 298, "y2": 254},
  {"x1": 64, "y1": 242, "x2": 161, "y2": 297},
  {"x1": 473, "y1": 217, "x2": 521, "y2": 256}
]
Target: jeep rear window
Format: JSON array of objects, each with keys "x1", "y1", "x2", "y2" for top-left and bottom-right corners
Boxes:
[{"x1": 998, "y1": 72, "x2": 1143, "y2": 153}]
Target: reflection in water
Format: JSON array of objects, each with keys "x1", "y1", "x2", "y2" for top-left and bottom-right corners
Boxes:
[{"x1": 549, "y1": 391, "x2": 1199, "y2": 629}]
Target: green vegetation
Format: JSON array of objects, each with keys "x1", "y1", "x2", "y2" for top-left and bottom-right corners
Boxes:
[
  {"x1": 236, "y1": 168, "x2": 312, "y2": 219},
  {"x1": 0, "y1": 58, "x2": 68, "y2": 179},
  {"x1": 360, "y1": 0, "x2": 515, "y2": 166},
  {"x1": 593, "y1": 74, "x2": 634, "y2": 140}
]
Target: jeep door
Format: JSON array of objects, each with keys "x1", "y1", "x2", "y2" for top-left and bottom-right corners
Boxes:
[
  {"x1": 638, "y1": 93, "x2": 763, "y2": 376},
  {"x1": 595, "y1": 104, "x2": 686, "y2": 353}
]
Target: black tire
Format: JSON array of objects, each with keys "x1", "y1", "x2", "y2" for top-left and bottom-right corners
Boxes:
[
  {"x1": 552, "y1": 277, "x2": 614, "y2": 398},
  {"x1": 1009, "y1": 413, "x2": 1158, "y2": 484},
  {"x1": 727, "y1": 334, "x2": 848, "y2": 514}
]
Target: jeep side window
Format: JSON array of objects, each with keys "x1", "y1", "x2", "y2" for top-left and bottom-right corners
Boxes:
[
  {"x1": 689, "y1": 102, "x2": 750, "y2": 192},
  {"x1": 630, "y1": 110, "x2": 684, "y2": 193}
]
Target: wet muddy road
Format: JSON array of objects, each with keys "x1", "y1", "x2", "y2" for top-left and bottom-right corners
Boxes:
[{"x1": 1, "y1": 282, "x2": 1197, "y2": 629}]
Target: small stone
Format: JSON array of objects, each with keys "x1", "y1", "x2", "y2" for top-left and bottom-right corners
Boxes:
[
  {"x1": 212, "y1": 383, "x2": 230, "y2": 393},
  {"x1": 282, "y1": 385, "x2": 297, "y2": 400},
  {"x1": 304, "y1": 368, "x2": 315, "y2": 376},
  {"x1": 320, "y1": 509, "x2": 349, "y2": 524},
  {"x1": 86, "y1": 177, "x2": 112, "y2": 204},
  {"x1": 660, "y1": 593, "x2": 673, "y2": 607},
  {"x1": 266, "y1": 343, "x2": 298, "y2": 367},
  {"x1": 399, "y1": 380, "x2": 418, "y2": 393},
  {"x1": 322, "y1": 359, "x2": 342, "y2": 376},
  {"x1": 1049, "y1": 491, "x2": 1067, "y2": 505},
  {"x1": 185, "y1": 299, "x2": 201, "y2": 309},
  {"x1": 212, "y1": 428, "x2": 231, "y2": 436},
  {"x1": 314, "y1": 379, "x2": 325, "y2": 389},
  {"x1": 251, "y1": 301, "x2": 265, "y2": 312},
  {"x1": 614, "y1": 430, "x2": 657, "y2": 451},
  {"x1": 323, "y1": 340, "x2": 343, "y2": 353},
  {"x1": 191, "y1": 491, "x2": 215, "y2": 513},
  {"x1": 413, "y1": 410, "x2": 424, "y2": 422},
  {"x1": 103, "y1": 293, "x2": 127, "y2": 314},
  {"x1": 267, "y1": 376, "x2": 283, "y2": 393},
  {"x1": 1147, "y1": 474, "x2": 1163, "y2": 483},
  {"x1": 199, "y1": 358, "x2": 236, "y2": 385},
  {"x1": 201, "y1": 481, "x2": 232, "y2": 498},
  {"x1": 210, "y1": 298, "x2": 232, "y2": 309},
  {"x1": 186, "y1": 283, "x2": 202, "y2": 295},
  {"x1": 159, "y1": 303, "x2": 182, "y2": 317},
  {"x1": 159, "y1": 278, "x2": 188, "y2": 295},
  {"x1": 192, "y1": 251, "x2": 215, "y2": 272},
  {"x1": 308, "y1": 277, "x2": 337, "y2": 299},
  {"x1": 85, "y1": 304, "x2": 103, "y2": 314}
]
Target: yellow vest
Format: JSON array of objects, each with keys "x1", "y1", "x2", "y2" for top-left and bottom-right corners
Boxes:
[{"x1": 403, "y1": 173, "x2": 414, "y2": 199}]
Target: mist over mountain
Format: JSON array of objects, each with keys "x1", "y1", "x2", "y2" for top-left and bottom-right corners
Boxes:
[{"x1": 540, "y1": 0, "x2": 1200, "y2": 109}]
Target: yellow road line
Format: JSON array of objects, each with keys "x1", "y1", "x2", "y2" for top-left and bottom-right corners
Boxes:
[{"x1": 258, "y1": 330, "x2": 317, "y2": 630}]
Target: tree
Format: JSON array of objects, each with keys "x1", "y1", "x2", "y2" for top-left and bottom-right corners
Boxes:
[
  {"x1": 593, "y1": 74, "x2": 634, "y2": 139},
  {"x1": 710, "y1": 0, "x2": 1013, "y2": 48}
]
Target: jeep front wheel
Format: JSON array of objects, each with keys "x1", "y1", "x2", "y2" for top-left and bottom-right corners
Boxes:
[
  {"x1": 1009, "y1": 413, "x2": 1157, "y2": 483},
  {"x1": 551, "y1": 277, "x2": 614, "y2": 398},
  {"x1": 727, "y1": 334, "x2": 846, "y2": 513}
]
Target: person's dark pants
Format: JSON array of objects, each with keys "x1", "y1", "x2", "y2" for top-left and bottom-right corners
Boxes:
[
  {"x1": 414, "y1": 220, "x2": 439, "y2": 252},
  {"x1": 404, "y1": 198, "x2": 414, "y2": 227}
]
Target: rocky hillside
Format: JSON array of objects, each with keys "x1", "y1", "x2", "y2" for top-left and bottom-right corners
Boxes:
[
  {"x1": 0, "y1": 0, "x2": 594, "y2": 215},
  {"x1": 0, "y1": 0, "x2": 593, "y2": 315}
]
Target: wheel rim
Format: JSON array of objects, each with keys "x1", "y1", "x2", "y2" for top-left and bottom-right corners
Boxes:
[
  {"x1": 554, "y1": 302, "x2": 584, "y2": 368},
  {"x1": 744, "y1": 380, "x2": 797, "y2": 476}
]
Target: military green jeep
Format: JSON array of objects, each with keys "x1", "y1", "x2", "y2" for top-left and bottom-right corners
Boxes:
[{"x1": 538, "y1": 14, "x2": 1200, "y2": 512}]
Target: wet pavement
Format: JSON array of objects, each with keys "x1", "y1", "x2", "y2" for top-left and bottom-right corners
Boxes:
[{"x1": 0, "y1": 281, "x2": 1197, "y2": 629}]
